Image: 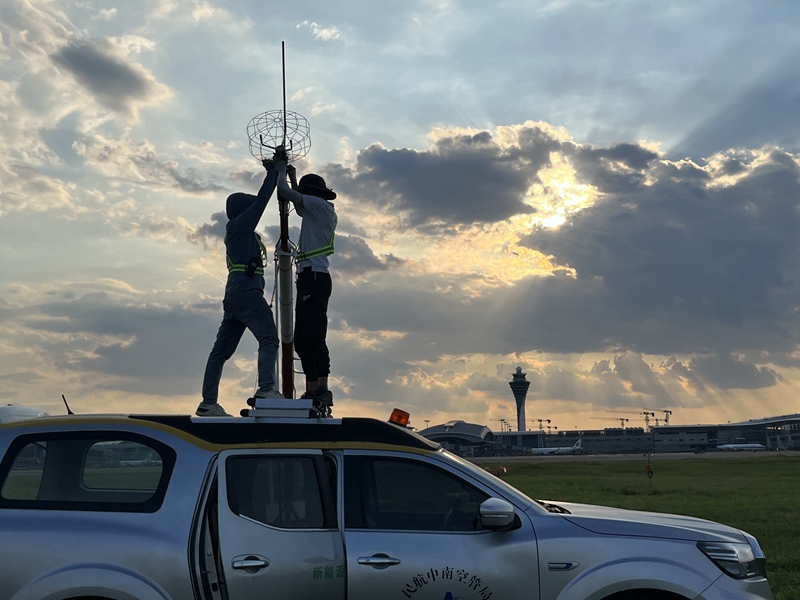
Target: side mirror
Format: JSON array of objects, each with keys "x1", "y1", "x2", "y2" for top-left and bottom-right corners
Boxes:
[{"x1": 479, "y1": 498, "x2": 516, "y2": 530}]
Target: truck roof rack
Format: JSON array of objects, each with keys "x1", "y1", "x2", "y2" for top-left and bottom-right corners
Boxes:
[{"x1": 129, "y1": 414, "x2": 440, "y2": 450}]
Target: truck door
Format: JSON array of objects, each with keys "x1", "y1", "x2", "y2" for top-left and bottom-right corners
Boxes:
[
  {"x1": 217, "y1": 449, "x2": 345, "y2": 600},
  {"x1": 343, "y1": 452, "x2": 540, "y2": 600}
]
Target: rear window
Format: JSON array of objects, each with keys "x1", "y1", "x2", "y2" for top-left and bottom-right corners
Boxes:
[{"x1": 0, "y1": 432, "x2": 176, "y2": 512}]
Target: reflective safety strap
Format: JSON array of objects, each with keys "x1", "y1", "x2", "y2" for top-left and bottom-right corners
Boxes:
[
  {"x1": 226, "y1": 233, "x2": 267, "y2": 274},
  {"x1": 297, "y1": 215, "x2": 338, "y2": 263}
]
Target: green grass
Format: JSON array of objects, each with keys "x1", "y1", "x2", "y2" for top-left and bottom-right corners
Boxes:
[
  {"x1": 477, "y1": 455, "x2": 800, "y2": 600},
  {"x1": 1, "y1": 467, "x2": 161, "y2": 500}
]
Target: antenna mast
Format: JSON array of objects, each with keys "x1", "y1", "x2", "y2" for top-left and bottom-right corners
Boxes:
[
  {"x1": 282, "y1": 41, "x2": 287, "y2": 147},
  {"x1": 245, "y1": 42, "x2": 312, "y2": 400},
  {"x1": 277, "y1": 41, "x2": 294, "y2": 399}
]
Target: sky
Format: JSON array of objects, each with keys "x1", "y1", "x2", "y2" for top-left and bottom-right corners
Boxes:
[{"x1": 2, "y1": 0, "x2": 800, "y2": 432}]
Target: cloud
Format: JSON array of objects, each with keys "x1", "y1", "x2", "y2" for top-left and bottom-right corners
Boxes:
[
  {"x1": 90, "y1": 8, "x2": 117, "y2": 21},
  {"x1": 189, "y1": 211, "x2": 227, "y2": 249},
  {"x1": 567, "y1": 142, "x2": 660, "y2": 194},
  {"x1": 331, "y1": 234, "x2": 406, "y2": 275},
  {"x1": 324, "y1": 128, "x2": 548, "y2": 228},
  {"x1": 51, "y1": 38, "x2": 172, "y2": 120},
  {"x1": 152, "y1": 0, "x2": 246, "y2": 28},
  {"x1": 0, "y1": 371, "x2": 43, "y2": 384},
  {"x1": 513, "y1": 146, "x2": 800, "y2": 358},
  {"x1": 297, "y1": 20, "x2": 343, "y2": 41},
  {"x1": 689, "y1": 353, "x2": 782, "y2": 390},
  {"x1": 75, "y1": 132, "x2": 228, "y2": 194},
  {"x1": 0, "y1": 163, "x2": 79, "y2": 215},
  {"x1": 0, "y1": 291, "x2": 227, "y2": 397},
  {"x1": 312, "y1": 132, "x2": 800, "y2": 407}
]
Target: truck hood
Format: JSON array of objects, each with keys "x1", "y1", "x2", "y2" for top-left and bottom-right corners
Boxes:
[{"x1": 540, "y1": 500, "x2": 747, "y2": 543}]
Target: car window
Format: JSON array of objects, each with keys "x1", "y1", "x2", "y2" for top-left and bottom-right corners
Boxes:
[
  {"x1": 83, "y1": 440, "x2": 163, "y2": 490},
  {"x1": 0, "y1": 433, "x2": 174, "y2": 512},
  {"x1": 345, "y1": 457, "x2": 489, "y2": 532},
  {"x1": 226, "y1": 456, "x2": 327, "y2": 529}
]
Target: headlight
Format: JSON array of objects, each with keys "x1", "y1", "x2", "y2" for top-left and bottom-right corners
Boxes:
[{"x1": 697, "y1": 541, "x2": 768, "y2": 579}]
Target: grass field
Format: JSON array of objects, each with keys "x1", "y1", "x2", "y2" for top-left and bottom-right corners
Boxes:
[{"x1": 477, "y1": 454, "x2": 799, "y2": 600}]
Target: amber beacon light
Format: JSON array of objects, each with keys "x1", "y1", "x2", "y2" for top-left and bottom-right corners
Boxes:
[{"x1": 389, "y1": 408, "x2": 410, "y2": 428}]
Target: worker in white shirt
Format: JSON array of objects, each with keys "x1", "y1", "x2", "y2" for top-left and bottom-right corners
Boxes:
[{"x1": 274, "y1": 156, "x2": 337, "y2": 406}]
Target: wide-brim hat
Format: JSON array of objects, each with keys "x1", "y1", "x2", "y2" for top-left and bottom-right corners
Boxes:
[{"x1": 298, "y1": 173, "x2": 337, "y2": 200}]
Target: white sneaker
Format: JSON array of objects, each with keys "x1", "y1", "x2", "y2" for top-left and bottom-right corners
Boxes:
[
  {"x1": 254, "y1": 387, "x2": 284, "y2": 399},
  {"x1": 196, "y1": 401, "x2": 231, "y2": 417}
]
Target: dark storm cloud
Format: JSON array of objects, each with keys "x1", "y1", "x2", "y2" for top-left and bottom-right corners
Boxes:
[
  {"x1": 661, "y1": 356, "x2": 707, "y2": 393},
  {"x1": 51, "y1": 39, "x2": 167, "y2": 118},
  {"x1": 567, "y1": 143, "x2": 660, "y2": 194},
  {"x1": 189, "y1": 211, "x2": 227, "y2": 248},
  {"x1": 517, "y1": 149, "x2": 800, "y2": 356},
  {"x1": 688, "y1": 353, "x2": 782, "y2": 390},
  {"x1": 611, "y1": 354, "x2": 672, "y2": 405},
  {"x1": 17, "y1": 293, "x2": 231, "y2": 396},
  {"x1": 324, "y1": 130, "x2": 546, "y2": 227},
  {"x1": 322, "y1": 140, "x2": 800, "y2": 398},
  {"x1": 331, "y1": 235, "x2": 405, "y2": 275}
]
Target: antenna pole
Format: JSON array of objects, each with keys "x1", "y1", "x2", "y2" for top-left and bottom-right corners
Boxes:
[
  {"x1": 278, "y1": 40, "x2": 294, "y2": 399},
  {"x1": 281, "y1": 41, "x2": 287, "y2": 147}
]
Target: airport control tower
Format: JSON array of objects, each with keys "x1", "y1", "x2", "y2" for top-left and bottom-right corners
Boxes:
[{"x1": 509, "y1": 367, "x2": 531, "y2": 432}]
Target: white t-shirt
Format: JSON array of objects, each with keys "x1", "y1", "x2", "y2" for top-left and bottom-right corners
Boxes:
[{"x1": 298, "y1": 194, "x2": 336, "y2": 273}]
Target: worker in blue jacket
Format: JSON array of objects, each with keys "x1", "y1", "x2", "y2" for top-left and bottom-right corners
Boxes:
[{"x1": 198, "y1": 159, "x2": 283, "y2": 416}]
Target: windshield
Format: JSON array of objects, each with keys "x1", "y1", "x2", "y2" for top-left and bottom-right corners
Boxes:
[{"x1": 438, "y1": 450, "x2": 537, "y2": 511}]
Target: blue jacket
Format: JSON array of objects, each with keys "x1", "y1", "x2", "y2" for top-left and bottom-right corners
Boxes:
[{"x1": 224, "y1": 167, "x2": 278, "y2": 295}]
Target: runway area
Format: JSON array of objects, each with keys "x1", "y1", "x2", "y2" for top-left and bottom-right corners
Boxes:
[{"x1": 471, "y1": 450, "x2": 797, "y2": 465}]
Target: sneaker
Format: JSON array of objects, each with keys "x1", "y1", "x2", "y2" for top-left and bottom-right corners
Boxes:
[
  {"x1": 316, "y1": 388, "x2": 334, "y2": 406},
  {"x1": 305, "y1": 387, "x2": 333, "y2": 407},
  {"x1": 254, "y1": 387, "x2": 284, "y2": 399},
  {"x1": 195, "y1": 401, "x2": 231, "y2": 417}
]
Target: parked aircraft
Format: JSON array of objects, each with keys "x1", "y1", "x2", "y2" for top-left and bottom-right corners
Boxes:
[
  {"x1": 529, "y1": 439, "x2": 582, "y2": 455},
  {"x1": 716, "y1": 443, "x2": 766, "y2": 451}
]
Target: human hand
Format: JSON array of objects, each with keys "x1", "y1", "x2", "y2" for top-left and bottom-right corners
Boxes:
[
  {"x1": 262, "y1": 158, "x2": 275, "y2": 170},
  {"x1": 273, "y1": 145, "x2": 289, "y2": 163},
  {"x1": 287, "y1": 164, "x2": 296, "y2": 177}
]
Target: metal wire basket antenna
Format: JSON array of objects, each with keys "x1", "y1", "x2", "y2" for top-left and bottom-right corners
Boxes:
[
  {"x1": 247, "y1": 43, "x2": 311, "y2": 163},
  {"x1": 247, "y1": 110, "x2": 311, "y2": 162}
]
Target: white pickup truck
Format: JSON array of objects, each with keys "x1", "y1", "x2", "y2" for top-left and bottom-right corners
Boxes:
[{"x1": 0, "y1": 410, "x2": 773, "y2": 600}]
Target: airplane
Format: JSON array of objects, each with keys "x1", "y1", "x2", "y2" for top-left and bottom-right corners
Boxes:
[
  {"x1": 716, "y1": 443, "x2": 766, "y2": 451},
  {"x1": 528, "y1": 439, "x2": 582, "y2": 455},
  {"x1": 119, "y1": 456, "x2": 163, "y2": 467}
]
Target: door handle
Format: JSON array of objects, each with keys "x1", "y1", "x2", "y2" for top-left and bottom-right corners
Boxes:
[
  {"x1": 358, "y1": 553, "x2": 401, "y2": 569},
  {"x1": 232, "y1": 555, "x2": 270, "y2": 573}
]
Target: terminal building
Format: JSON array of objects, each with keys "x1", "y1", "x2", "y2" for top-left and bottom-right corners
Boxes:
[
  {"x1": 418, "y1": 368, "x2": 800, "y2": 456},
  {"x1": 419, "y1": 420, "x2": 495, "y2": 457},
  {"x1": 420, "y1": 414, "x2": 800, "y2": 456}
]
